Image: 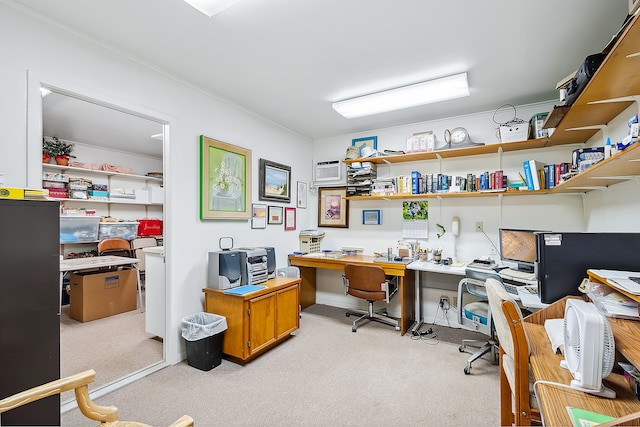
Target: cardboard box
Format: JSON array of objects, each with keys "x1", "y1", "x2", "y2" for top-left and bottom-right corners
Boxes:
[{"x1": 69, "y1": 268, "x2": 137, "y2": 322}]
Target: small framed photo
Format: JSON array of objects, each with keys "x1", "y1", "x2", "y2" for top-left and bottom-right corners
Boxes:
[
  {"x1": 285, "y1": 207, "x2": 296, "y2": 230},
  {"x1": 297, "y1": 181, "x2": 308, "y2": 209},
  {"x1": 251, "y1": 204, "x2": 267, "y2": 229},
  {"x1": 318, "y1": 187, "x2": 349, "y2": 228},
  {"x1": 352, "y1": 136, "x2": 377, "y2": 153},
  {"x1": 268, "y1": 205, "x2": 283, "y2": 224},
  {"x1": 362, "y1": 209, "x2": 381, "y2": 225},
  {"x1": 259, "y1": 159, "x2": 291, "y2": 203}
]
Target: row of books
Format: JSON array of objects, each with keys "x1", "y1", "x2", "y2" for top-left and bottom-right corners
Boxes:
[
  {"x1": 522, "y1": 160, "x2": 572, "y2": 190},
  {"x1": 369, "y1": 170, "x2": 507, "y2": 196}
]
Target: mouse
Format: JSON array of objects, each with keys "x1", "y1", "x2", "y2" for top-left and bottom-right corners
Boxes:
[{"x1": 394, "y1": 256, "x2": 402, "y2": 261}]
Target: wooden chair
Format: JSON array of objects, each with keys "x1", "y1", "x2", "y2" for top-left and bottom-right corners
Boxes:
[
  {"x1": 98, "y1": 237, "x2": 133, "y2": 258},
  {"x1": 485, "y1": 277, "x2": 541, "y2": 426},
  {"x1": 0, "y1": 369, "x2": 194, "y2": 427}
]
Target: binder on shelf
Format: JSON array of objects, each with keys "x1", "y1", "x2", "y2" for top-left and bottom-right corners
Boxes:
[{"x1": 523, "y1": 160, "x2": 544, "y2": 190}]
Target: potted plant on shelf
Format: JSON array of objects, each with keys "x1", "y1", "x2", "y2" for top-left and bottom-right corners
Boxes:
[
  {"x1": 42, "y1": 136, "x2": 57, "y2": 163},
  {"x1": 44, "y1": 136, "x2": 75, "y2": 166}
]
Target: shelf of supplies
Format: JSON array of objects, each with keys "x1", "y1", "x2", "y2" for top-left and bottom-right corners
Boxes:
[
  {"x1": 546, "y1": 13, "x2": 640, "y2": 146},
  {"x1": 42, "y1": 163, "x2": 163, "y2": 182},
  {"x1": 344, "y1": 138, "x2": 551, "y2": 165},
  {"x1": 50, "y1": 197, "x2": 162, "y2": 206},
  {"x1": 549, "y1": 141, "x2": 640, "y2": 193}
]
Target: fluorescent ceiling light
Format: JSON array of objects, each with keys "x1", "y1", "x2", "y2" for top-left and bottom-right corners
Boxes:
[
  {"x1": 332, "y1": 73, "x2": 470, "y2": 119},
  {"x1": 183, "y1": 0, "x2": 241, "y2": 17}
]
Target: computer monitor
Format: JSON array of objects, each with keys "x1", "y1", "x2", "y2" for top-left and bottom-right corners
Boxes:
[{"x1": 499, "y1": 229, "x2": 538, "y2": 273}]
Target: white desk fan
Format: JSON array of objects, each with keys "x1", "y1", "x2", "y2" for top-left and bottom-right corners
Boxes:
[{"x1": 560, "y1": 299, "x2": 616, "y2": 398}]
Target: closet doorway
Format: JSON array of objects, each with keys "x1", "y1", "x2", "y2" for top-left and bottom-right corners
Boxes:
[{"x1": 37, "y1": 84, "x2": 169, "y2": 407}]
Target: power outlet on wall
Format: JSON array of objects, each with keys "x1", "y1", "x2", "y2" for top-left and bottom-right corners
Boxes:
[{"x1": 475, "y1": 221, "x2": 483, "y2": 232}]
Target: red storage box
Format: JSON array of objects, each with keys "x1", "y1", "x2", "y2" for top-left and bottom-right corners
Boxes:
[{"x1": 137, "y1": 219, "x2": 163, "y2": 236}]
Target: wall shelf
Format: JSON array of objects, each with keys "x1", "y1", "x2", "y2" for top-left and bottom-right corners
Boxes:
[
  {"x1": 42, "y1": 163, "x2": 163, "y2": 183},
  {"x1": 345, "y1": 14, "x2": 640, "y2": 202}
]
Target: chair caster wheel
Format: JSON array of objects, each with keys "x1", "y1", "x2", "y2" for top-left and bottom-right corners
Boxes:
[
  {"x1": 395, "y1": 326, "x2": 400, "y2": 331},
  {"x1": 352, "y1": 326, "x2": 357, "y2": 332},
  {"x1": 459, "y1": 345, "x2": 466, "y2": 352},
  {"x1": 464, "y1": 367, "x2": 471, "y2": 375},
  {"x1": 346, "y1": 313, "x2": 351, "y2": 317}
]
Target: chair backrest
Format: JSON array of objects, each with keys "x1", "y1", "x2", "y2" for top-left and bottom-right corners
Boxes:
[
  {"x1": 277, "y1": 266, "x2": 300, "y2": 278},
  {"x1": 130, "y1": 237, "x2": 158, "y2": 271},
  {"x1": 457, "y1": 268, "x2": 503, "y2": 335},
  {"x1": 343, "y1": 264, "x2": 390, "y2": 302},
  {"x1": 486, "y1": 277, "x2": 535, "y2": 425},
  {"x1": 97, "y1": 237, "x2": 132, "y2": 257}
]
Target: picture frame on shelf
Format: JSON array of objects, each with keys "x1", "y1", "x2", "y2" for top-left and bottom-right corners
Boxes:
[
  {"x1": 318, "y1": 186, "x2": 349, "y2": 228},
  {"x1": 285, "y1": 207, "x2": 296, "y2": 230},
  {"x1": 352, "y1": 136, "x2": 377, "y2": 156},
  {"x1": 200, "y1": 136, "x2": 251, "y2": 220},
  {"x1": 296, "y1": 181, "x2": 308, "y2": 209},
  {"x1": 259, "y1": 158, "x2": 291, "y2": 203},
  {"x1": 362, "y1": 209, "x2": 382, "y2": 225},
  {"x1": 251, "y1": 204, "x2": 267, "y2": 229},
  {"x1": 268, "y1": 205, "x2": 283, "y2": 224}
]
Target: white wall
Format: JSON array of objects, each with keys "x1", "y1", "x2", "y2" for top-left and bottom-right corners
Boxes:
[{"x1": 0, "y1": 3, "x2": 312, "y2": 364}]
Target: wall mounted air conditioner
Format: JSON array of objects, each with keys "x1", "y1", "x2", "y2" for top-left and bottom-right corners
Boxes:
[{"x1": 314, "y1": 160, "x2": 344, "y2": 183}]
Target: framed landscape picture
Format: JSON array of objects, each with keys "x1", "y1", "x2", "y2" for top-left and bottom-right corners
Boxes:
[
  {"x1": 200, "y1": 136, "x2": 251, "y2": 220},
  {"x1": 259, "y1": 158, "x2": 291, "y2": 203}
]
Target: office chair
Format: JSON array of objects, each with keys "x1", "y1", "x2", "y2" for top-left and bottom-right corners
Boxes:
[
  {"x1": 343, "y1": 264, "x2": 399, "y2": 332},
  {"x1": 486, "y1": 278, "x2": 541, "y2": 426},
  {"x1": 131, "y1": 237, "x2": 158, "y2": 283},
  {"x1": 98, "y1": 237, "x2": 142, "y2": 311},
  {"x1": 457, "y1": 267, "x2": 501, "y2": 374},
  {"x1": 277, "y1": 266, "x2": 300, "y2": 278},
  {"x1": 0, "y1": 369, "x2": 194, "y2": 427}
]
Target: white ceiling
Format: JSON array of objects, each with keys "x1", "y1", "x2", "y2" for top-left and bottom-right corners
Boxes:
[{"x1": 12, "y1": 0, "x2": 631, "y2": 156}]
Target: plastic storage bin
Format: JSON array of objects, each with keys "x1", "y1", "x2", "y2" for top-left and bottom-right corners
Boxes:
[
  {"x1": 59, "y1": 216, "x2": 100, "y2": 243},
  {"x1": 137, "y1": 219, "x2": 163, "y2": 236},
  {"x1": 98, "y1": 222, "x2": 139, "y2": 240},
  {"x1": 181, "y1": 312, "x2": 227, "y2": 371}
]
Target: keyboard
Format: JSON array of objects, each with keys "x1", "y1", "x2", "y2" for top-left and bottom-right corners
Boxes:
[
  {"x1": 502, "y1": 283, "x2": 519, "y2": 295},
  {"x1": 500, "y1": 268, "x2": 536, "y2": 281},
  {"x1": 467, "y1": 262, "x2": 497, "y2": 270}
]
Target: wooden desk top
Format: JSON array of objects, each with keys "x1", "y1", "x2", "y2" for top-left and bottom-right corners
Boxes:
[
  {"x1": 202, "y1": 276, "x2": 300, "y2": 300},
  {"x1": 60, "y1": 255, "x2": 140, "y2": 272},
  {"x1": 288, "y1": 254, "x2": 409, "y2": 276},
  {"x1": 525, "y1": 297, "x2": 640, "y2": 425}
]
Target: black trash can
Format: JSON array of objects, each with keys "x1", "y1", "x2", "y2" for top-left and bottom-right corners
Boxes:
[{"x1": 181, "y1": 312, "x2": 227, "y2": 371}]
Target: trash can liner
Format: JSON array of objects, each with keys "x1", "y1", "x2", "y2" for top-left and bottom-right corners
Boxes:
[{"x1": 181, "y1": 312, "x2": 227, "y2": 342}]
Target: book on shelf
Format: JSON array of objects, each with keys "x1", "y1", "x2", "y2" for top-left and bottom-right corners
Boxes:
[{"x1": 522, "y1": 160, "x2": 545, "y2": 190}]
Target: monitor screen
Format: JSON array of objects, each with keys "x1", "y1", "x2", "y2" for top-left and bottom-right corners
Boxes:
[{"x1": 499, "y1": 229, "x2": 538, "y2": 272}]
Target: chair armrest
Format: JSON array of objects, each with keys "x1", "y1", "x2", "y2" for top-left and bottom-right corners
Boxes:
[
  {"x1": 342, "y1": 275, "x2": 349, "y2": 295},
  {"x1": 169, "y1": 415, "x2": 195, "y2": 427}
]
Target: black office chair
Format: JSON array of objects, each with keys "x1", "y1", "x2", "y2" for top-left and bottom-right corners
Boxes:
[{"x1": 343, "y1": 264, "x2": 400, "y2": 332}]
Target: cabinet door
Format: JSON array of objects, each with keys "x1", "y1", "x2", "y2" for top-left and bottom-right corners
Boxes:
[
  {"x1": 276, "y1": 284, "x2": 300, "y2": 339},
  {"x1": 248, "y1": 293, "x2": 277, "y2": 355}
]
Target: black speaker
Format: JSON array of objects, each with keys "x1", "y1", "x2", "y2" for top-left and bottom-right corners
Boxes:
[{"x1": 262, "y1": 247, "x2": 276, "y2": 278}]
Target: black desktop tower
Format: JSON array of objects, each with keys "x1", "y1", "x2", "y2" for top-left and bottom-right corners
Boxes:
[
  {"x1": 262, "y1": 247, "x2": 276, "y2": 278},
  {"x1": 535, "y1": 232, "x2": 640, "y2": 303}
]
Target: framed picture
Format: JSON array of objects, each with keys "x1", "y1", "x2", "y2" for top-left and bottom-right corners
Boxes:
[
  {"x1": 318, "y1": 186, "x2": 349, "y2": 228},
  {"x1": 285, "y1": 207, "x2": 296, "y2": 230},
  {"x1": 268, "y1": 205, "x2": 283, "y2": 224},
  {"x1": 352, "y1": 136, "x2": 377, "y2": 151},
  {"x1": 251, "y1": 204, "x2": 267, "y2": 229},
  {"x1": 259, "y1": 158, "x2": 291, "y2": 203},
  {"x1": 362, "y1": 209, "x2": 381, "y2": 225},
  {"x1": 296, "y1": 181, "x2": 308, "y2": 209},
  {"x1": 200, "y1": 136, "x2": 252, "y2": 220}
]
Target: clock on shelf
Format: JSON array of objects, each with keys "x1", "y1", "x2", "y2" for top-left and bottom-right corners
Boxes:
[{"x1": 441, "y1": 127, "x2": 483, "y2": 149}]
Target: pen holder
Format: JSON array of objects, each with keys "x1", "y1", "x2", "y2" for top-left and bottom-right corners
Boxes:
[{"x1": 433, "y1": 253, "x2": 442, "y2": 263}]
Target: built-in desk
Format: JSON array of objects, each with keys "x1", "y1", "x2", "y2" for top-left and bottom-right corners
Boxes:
[
  {"x1": 288, "y1": 254, "x2": 415, "y2": 335},
  {"x1": 525, "y1": 295, "x2": 640, "y2": 426}
]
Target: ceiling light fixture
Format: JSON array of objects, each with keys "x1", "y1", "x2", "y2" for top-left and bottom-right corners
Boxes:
[
  {"x1": 332, "y1": 72, "x2": 470, "y2": 119},
  {"x1": 183, "y1": 0, "x2": 241, "y2": 17}
]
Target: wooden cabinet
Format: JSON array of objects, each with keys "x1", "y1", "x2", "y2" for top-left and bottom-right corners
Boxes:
[
  {"x1": 202, "y1": 277, "x2": 300, "y2": 363},
  {"x1": 344, "y1": 13, "x2": 640, "y2": 202}
]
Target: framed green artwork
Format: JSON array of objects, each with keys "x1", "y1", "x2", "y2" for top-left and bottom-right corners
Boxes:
[{"x1": 200, "y1": 135, "x2": 252, "y2": 220}]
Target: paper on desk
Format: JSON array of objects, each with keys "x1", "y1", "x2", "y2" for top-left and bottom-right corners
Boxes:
[
  {"x1": 589, "y1": 269, "x2": 640, "y2": 295},
  {"x1": 544, "y1": 319, "x2": 565, "y2": 354}
]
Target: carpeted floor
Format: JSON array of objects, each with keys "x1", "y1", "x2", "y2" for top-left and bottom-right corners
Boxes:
[{"x1": 61, "y1": 304, "x2": 500, "y2": 426}]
